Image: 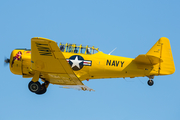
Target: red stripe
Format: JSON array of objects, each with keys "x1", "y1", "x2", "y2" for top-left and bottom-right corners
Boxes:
[{"x1": 83, "y1": 62, "x2": 90, "y2": 64}]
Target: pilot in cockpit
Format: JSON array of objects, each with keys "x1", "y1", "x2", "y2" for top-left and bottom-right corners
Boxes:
[
  {"x1": 60, "y1": 45, "x2": 65, "y2": 52},
  {"x1": 87, "y1": 48, "x2": 91, "y2": 54}
]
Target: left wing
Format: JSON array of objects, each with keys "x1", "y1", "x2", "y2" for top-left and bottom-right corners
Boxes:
[{"x1": 31, "y1": 37, "x2": 94, "y2": 91}]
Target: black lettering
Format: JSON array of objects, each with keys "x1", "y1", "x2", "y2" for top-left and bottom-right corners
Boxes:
[
  {"x1": 38, "y1": 47, "x2": 50, "y2": 52},
  {"x1": 36, "y1": 43, "x2": 52, "y2": 56},
  {"x1": 116, "y1": 61, "x2": 120, "y2": 67},
  {"x1": 38, "y1": 47, "x2": 49, "y2": 50},
  {"x1": 39, "y1": 52, "x2": 52, "y2": 56},
  {"x1": 121, "y1": 61, "x2": 124, "y2": 67},
  {"x1": 36, "y1": 42, "x2": 48, "y2": 46},
  {"x1": 111, "y1": 61, "x2": 115, "y2": 66},
  {"x1": 107, "y1": 60, "x2": 124, "y2": 67},
  {"x1": 106, "y1": 60, "x2": 111, "y2": 66}
]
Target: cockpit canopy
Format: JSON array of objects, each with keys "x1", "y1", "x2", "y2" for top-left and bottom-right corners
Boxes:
[{"x1": 59, "y1": 43, "x2": 99, "y2": 54}]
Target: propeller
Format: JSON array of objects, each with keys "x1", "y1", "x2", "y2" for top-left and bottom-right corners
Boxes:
[{"x1": 4, "y1": 57, "x2": 10, "y2": 66}]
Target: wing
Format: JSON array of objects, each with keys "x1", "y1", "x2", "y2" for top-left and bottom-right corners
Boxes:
[{"x1": 31, "y1": 37, "x2": 94, "y2": 91}]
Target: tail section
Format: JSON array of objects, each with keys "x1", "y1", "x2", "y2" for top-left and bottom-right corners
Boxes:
[{"x1": 146, "y1": 37, "x2": 175, "y2": 75}]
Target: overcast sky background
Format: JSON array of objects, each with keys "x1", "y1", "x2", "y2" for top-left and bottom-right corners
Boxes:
[{"x1": 0, "y1": 0, "x2": 180, "y2": 120}]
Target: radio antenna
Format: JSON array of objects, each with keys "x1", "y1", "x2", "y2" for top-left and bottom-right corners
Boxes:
[{"x1": 108, "y1": 48, "x2": 117, "y2": 55}]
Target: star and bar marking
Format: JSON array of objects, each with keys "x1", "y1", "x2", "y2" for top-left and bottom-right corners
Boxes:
[{"x1": 67, "y1": 55, "x2": 92, "y2": 71}]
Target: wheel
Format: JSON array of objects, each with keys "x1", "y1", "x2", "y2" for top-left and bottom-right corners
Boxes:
[
  {"x1": 36, "y1": 84, "x2": 47, "y2": 95},
  {"x1": 28, "y1": 81, "x2": 41, "y2": 93},
  {"x1": 147, "y1": 80, "x2": 154, "y2": 86}
]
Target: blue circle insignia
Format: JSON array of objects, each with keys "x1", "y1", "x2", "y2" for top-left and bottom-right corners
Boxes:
[{"x1": 68, "y1": 55, "x2": 84, "y2": 71}]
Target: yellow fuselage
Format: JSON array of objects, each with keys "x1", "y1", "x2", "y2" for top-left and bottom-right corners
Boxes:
[{"x1": 9, "y1": 49, "x2": 159, "y2": 81}]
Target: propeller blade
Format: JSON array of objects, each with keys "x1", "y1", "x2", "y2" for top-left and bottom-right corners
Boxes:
[{"x1": 4, "y1": 57, "x2": 10, "y2": 66}]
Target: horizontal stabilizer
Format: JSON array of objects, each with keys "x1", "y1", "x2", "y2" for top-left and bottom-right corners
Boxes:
[{"x1": 134, "y1": 54, "x2": 163, "y2": 65}]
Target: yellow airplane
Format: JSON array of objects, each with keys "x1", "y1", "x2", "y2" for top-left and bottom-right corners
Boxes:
[{"x1": 5, "y1": 37, "x2": 175, "y2": 95}]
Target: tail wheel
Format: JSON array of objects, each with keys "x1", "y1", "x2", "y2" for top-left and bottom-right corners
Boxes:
[
  {"x1": 28, "y1": 81, "x2": 41, "y2": 93},
  {"x1": 147, "y1": 80, "x2": 154, "y2": 86}
]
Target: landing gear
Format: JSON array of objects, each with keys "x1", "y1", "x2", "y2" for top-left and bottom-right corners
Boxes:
[
  {"x1": 36, "y1": 84, "x2": 47, "y2": 95},
  {"x1": 147, "y1": 80, "x2": 154, "y2": 86},
  {"x1": 147, "y1": 76, "x2": 154, "y2": 86},
  {"x1": 28, "y1": 81, "x2": 41, "y2": 93},
  {"x1": 36, "y1": 81, "x2": 49, "y2": 95},
  {"x1": 28, "y1": 81, "x2": 49, "y2": 95}
]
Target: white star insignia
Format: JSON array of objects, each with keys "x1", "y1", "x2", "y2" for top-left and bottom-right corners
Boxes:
[{"x1": 70, "y1": 56, "x2": 83, "y2": 69}]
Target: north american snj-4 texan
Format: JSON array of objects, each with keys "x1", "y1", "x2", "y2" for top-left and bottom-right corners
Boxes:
[{"x1": 4, "y1": 37, "x2": 175, "y2": 95}]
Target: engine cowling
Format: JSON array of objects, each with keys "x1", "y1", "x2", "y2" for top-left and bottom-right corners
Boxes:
[{"x1": 10, "y1": 49, "x2": 33, "y2": 77}]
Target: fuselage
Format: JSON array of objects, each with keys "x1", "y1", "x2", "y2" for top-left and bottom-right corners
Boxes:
[{"x1": 9, "y1": 49, "x2": 157, "y2": 81}]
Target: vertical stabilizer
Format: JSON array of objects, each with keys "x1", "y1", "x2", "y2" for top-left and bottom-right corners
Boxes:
[{"x1": 146, "y1": 37, "x2": 175, "y2": 75}]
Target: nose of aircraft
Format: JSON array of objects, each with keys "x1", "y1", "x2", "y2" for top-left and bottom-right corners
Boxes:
[{"x1": 9, "y1": 49, "x2": 24, "y2": 75}]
